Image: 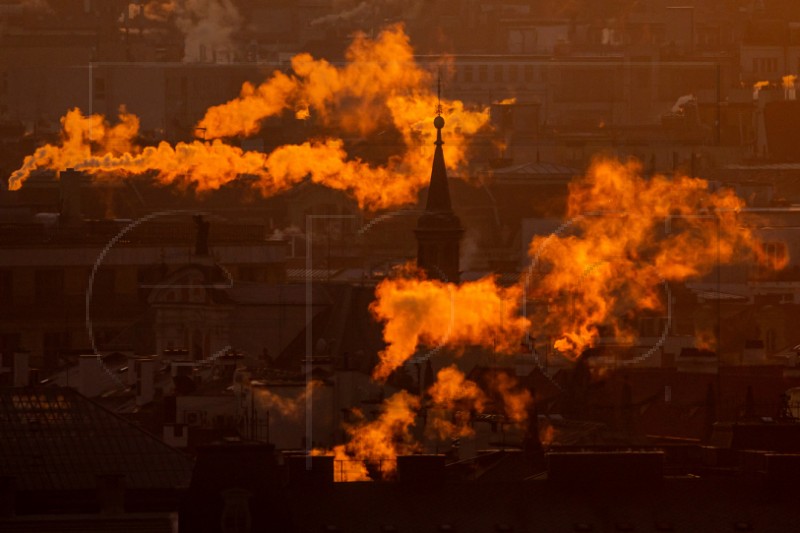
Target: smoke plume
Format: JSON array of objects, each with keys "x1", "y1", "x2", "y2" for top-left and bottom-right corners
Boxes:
[{"x1": 8, "y1": 25, "x2": 489, "y2": 210}]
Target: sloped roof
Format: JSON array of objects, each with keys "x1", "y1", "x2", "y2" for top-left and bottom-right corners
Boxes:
[
  {"x1": 488, "y1": 162, "x2": 579, "y2": 178},
  {"x1": 0, "y1": 387, "x2": 193, "y2": 492},
  {"x1": 425, "y1": 119, "x2": 454, "y2": 213},
  {"x1": 274, "y1": 284, "x2": 385, "y2": 375}
]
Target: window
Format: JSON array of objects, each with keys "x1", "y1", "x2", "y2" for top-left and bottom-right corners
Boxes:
[
  {"x1": 508, "y1": 65, "x2": 518, "y2": 83},
  {"x1": 93, "y1": 76, "x2": 106, "y2": 100},
  {"x1": 478, "y1": 65, "x2": 488, "y2": 82},
  {"x1": 462, "y1": 65, "x2": 473, "y2": 83},
  {"x1": 35, "y1": 270, "x2": 64, "y2": 305},
  {"x1": 634, "y1": 68, "x2": 650, "y2": 89},
  {"x1": 0, "y1": 333, "x2": 20, "y2": 359},
  {"x1": 524, "y1": 65, "x2": 534, "y2": 82},
  {"x1": 0, "y1": 269, "x2": 11, "y2": 305},
  {"x1": 752, "y1": 57, "x2": 778, "y2": 74},
  {"x1": 557, "y1": 68, "x2": 617, "y2": 103},
  {"x1": 762, "y1": 241, "x2": 787, "y2": 267},
  {"x1": 42, "y1": 331, "x2": 69, "y2": 370},
  {"x1": 137, "y1": 267, "x2": 155, "y2": 303},
  {"x1": 92, "y1": 267, "x2": 115, "y2": 299},
  {"x1": 631, "y1": 59, "x2": 651, "y2": 89},
  {"x1": 494, "y1": 64, "x2": 504, "y2": 82}
]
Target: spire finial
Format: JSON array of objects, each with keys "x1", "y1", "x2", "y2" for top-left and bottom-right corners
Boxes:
[
  {"x1": 433, "y1": 70, "x2": 445, "y2": 143},
  {"x1": 436, "y1": 69, "x2": 443, "y2": 117}
]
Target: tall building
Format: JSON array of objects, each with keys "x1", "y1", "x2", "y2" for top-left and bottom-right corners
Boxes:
[{"x1": 414, "y1": 115, "x2": 463, "y2": 282}]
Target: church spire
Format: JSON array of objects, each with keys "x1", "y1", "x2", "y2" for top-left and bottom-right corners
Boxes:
[
  {"x1": 425, "y1": 113, "x2": 453, "y2": 212},
  {"x1": 414, "y1": 80, "x2": 463, "y2": 283}
]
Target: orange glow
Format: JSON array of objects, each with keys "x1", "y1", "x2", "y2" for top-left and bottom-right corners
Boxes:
[
  {"x1": 140, "y1": 0, "x2": 175, "y2": 22},
  {"x1": 694, "y1": 329, "x2": 717, "y2": 352},
  {"x1": 312, "y1": 446, "x2": 370, "y2": 482},
  {"x1": 195, "y1": 23, "x2": 488, "y2": 207},
  {"x1": 370, "y1": 268, "x2": 530, "y2": 381},
  {"x1": 317, "y1": 390, "x2": 420, "y2": 481},
  {"x1": 428, "y1": 365, "x2": 486, "y2": 410},
  {"x1": 488, "y1": 372, "x2": 532, "y2": 423},
  {"x1": 253, "y1": 381, "x2": 320, "y2": 418},
  {"x1": 527, "y1": 158, "x2": 786, "y2": 360},
  {"x1": 540, "y1": 423, "x2": 555, "y2": 447},
  {"x1": 753, "y1": 80, "x2": 770, "y2": 99},
  {"x1": 783, "y1": 75, "x2": 797, "y2": 99},
  {"x1": 9, "y1": 26, "x2": 489, "y2": 210},
  {"x1": 427, "y1": 365, "x2": 487, "y2": 438},
  {"x1": 294, "y1": 105, "x2": 311, "y2": 121}
]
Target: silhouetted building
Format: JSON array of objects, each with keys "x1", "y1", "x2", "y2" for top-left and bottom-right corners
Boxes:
[{"x1": 415, "y1": 115, "x2": 463, "y2": 282}]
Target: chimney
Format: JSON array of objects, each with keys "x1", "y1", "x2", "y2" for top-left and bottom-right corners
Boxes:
[
  {"x1": 742, "y1": 339, "x2": 765, "y2": 365},
  {"x1": 13, "y1": 351, "x2": 29, "y2": 387},
  {"x1": 96, "y1": 474, "x2": 125, "y2": 514},
  {"x1": 59, "y1": 168, "x2": 83, "y2": 226},
  {"x1": 784, "y1": 75, "x2": 797, "y2": 101},
  {"x1": 78, "y1": 354, "x2": 105, "y2": 397},
  {"x1": 135, "y1": 357, "x2": 156, "y2": 405},
  {"x1": 285, "y1": 454, "x2": 334, "y2": 485}
]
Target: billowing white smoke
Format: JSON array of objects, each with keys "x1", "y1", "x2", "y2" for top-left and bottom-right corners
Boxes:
[
  {"x1": 310, "y1": 1, "x2": 371, "y2": 27},
  {"x1": 176, "y1": 0, "x2": 242, "y2": 63},
  {"x1": 670, "y1": 94, "x2": 695, "y2": 114},
  {"x1": 310, "y1": 0, "x2": 425, "y2": 28},
  {"x1": 132, "y1": 0, "x2": 243, "y2": 62}
]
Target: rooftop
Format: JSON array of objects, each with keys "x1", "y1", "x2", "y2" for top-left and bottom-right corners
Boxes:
[{"x1": 0, "y1": 387, "x2": 193, "y2": 492}]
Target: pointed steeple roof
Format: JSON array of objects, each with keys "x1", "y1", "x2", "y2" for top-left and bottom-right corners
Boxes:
[
  {"x1": 414, "y1": 107, "x2": 463, "y2": 283},
  {"x1": 425, "y1": 115, "x2": 453, "y2": 212}
]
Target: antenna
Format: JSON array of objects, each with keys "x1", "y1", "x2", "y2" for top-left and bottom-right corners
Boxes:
[{"x1": 436, "y1": 69, "x2": 443, "y2": 116}]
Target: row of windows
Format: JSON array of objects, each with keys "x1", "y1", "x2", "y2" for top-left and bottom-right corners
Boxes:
[
  {"x1": 752, "y1": 57, "x2": 779, "y2": 74},
  {"x1": 0, "y1": 265, "x2": 274, "y2": 304},
  {"x1": 459, "y1": 64, "x2": 543, "y2": 84},
  {"x1": 749, "y1": 56, "x2": 800, "y2": 75},
  {"x1": 449, "y1": 64, "x2": 721, "y2": 96}
]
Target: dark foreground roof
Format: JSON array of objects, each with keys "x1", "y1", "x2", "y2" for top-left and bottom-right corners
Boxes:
[
  {"x1": 288, "y1": 476, "x2": 799, "y2": 533},
  {"x1": 180, "y1": 443, "x2": 800, "y2": 533},
  {"x1": 0, "y1": 387, "x2": 193, "y2": 493}
]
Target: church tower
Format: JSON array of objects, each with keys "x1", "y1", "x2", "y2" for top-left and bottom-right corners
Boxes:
[{"x1": 414, "y1": 113, "x2": 463, "y2": 282}]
